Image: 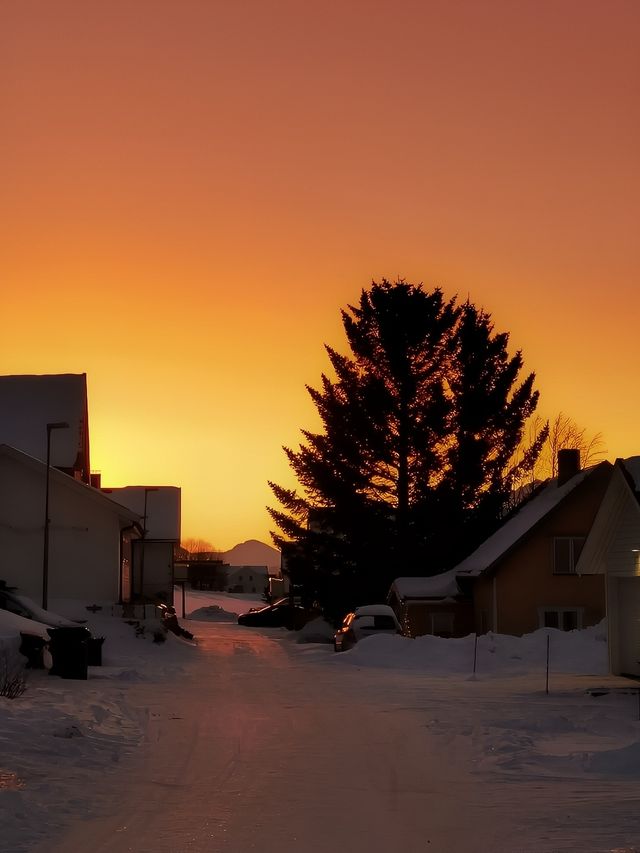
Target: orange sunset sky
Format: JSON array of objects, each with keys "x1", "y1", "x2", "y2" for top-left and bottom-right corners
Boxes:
[{"x1": 2, "y1": 1, "x2": 639, "y2": 550}]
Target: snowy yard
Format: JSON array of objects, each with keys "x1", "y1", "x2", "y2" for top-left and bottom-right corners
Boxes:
[{"x1": 1, "y1": 591, "x2": 639, "y2": 852}]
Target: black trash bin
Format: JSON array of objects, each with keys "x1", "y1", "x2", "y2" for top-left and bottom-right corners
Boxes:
[
  {"x1": 47, "y1": 626, "x2": 91, "y2": 680},
  {"x1": 88, "y1": 636, "x2": 105, "y2": 666}
]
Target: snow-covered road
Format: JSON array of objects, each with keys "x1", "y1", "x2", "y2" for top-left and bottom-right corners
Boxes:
[{"x1": 34, "y1": 619, "x2": 640, "y2": 853}]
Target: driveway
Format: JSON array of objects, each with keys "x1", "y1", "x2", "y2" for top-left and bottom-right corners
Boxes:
[{"x1": 37, "y1": 621, "x2": 640, "y2": 853}]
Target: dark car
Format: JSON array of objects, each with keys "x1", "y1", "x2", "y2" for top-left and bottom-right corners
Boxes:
[{"x1": 237, "y1": 598, "x2": 312, "y2": 630}]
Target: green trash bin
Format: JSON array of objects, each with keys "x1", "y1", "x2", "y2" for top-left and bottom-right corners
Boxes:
[{"x1": 47, "y1": 626, "x2": 90, "y2": 680}]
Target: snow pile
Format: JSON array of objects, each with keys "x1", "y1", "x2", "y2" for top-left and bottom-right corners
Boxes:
[
  {"x1": 9, "y1": 593, "x2": 79, "y2": 628},
  {"x1": 340, "y1": 622, "x2": 609, "y2": 676},
  {"x1": 295, "y1": 616, "x2": 335, "y2": 644},
  {"x1": 0, "y1": 609, "x2": 51, "y2": 642}
]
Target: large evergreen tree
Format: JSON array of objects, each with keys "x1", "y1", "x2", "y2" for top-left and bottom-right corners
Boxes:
[{"x1": 268, "y1": 280, "x2": 544, "y2": 616}]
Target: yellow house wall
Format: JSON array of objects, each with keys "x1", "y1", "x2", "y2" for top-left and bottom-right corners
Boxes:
[
  {"x1": 404, "y1": 600, "x2": 475, "y2": 638},
  {"x1": 473, "y1": 466, "x2": 610, "y2": 635}
]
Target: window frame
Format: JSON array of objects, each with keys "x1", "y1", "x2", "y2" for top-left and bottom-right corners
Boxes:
[
  {"x1": 538, "y1": 606, "x2": 584, "y2": 631},
  {"x1": 552, "y1": 536, "x2": 586, "y2": 575}
]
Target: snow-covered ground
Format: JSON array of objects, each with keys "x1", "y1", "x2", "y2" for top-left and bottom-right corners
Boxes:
[{"x1": 0, "y1": 591, "x2": 639, "y2": 852}]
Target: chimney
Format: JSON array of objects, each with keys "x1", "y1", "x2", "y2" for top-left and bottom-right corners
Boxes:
[
  {"x1": 90, "y1": 472, "x2": 102, "y2": 489},
  {"x1": 557, "y1": 449, "x2": 580, "y2": 486}
]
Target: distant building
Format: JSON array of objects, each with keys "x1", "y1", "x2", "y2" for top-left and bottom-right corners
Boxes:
[
  {"x1": 187, "y1": 559, "x2": 228, "y2": 591},
  {"x1": 226, "y1": 565, "x2": 269, "y2": 595},
  {"x1": 101, "y1": 486, "x2": 181, "y2": 603}
]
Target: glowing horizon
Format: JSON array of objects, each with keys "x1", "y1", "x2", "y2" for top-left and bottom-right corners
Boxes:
[{"x1": 3, "y1": 1, "x2": 638, "y2": 551}]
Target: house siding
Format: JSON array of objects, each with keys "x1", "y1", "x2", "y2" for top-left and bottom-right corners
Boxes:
[
  {"x1": 579, "y1": 465, "x2": 640, "y2": 674},
  {"x1": 472, "y1": 464, "x2": 610, "y2": 635},
  {"x1": 401, "y1": 600, "x2": 475, "y2": 638},
  {"x1": 601, "y1": 496, "x2": 640, "y2": 576}
]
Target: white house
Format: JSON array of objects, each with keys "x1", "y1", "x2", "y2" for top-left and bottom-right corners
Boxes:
[
  {"x1": 101, "y1": 486, "x2": 181, "y2": 603},
  {"x1": 0, "y1": 444, "x2": 140, "y2": 603},
  {"x1": 577, "y1": 457, "x2": 640, "y2": 676},
  {"x1": 227, "y1": 565, "x2": 269, "y2": 595}
]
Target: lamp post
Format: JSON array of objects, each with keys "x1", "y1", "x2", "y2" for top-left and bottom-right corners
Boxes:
[
  {"x1": 42, "y1": 421, "x2": 69, "y2": 610},
  {"x1": 139, "y1": 487, "x2": 159, "y2": 604}
]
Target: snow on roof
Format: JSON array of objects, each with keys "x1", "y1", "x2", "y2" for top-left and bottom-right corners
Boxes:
[
  {"x1": 392, "y1": 569, "x2": 461, "y2": 600},
  {"x1": 0, "y1": 374, "x2": 89, "y2": 473},
  {"x1": 0, "y1": 444, "x2": 140, "y2": 522},
  {"x1": 355, "y1": 604, "x2": 398, "y2": 617},
  {"x1": 454, "y1": 467, "x2": 596, "y2": 577}
]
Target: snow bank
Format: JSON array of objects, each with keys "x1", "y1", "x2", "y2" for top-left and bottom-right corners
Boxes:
[
  {"x1": 340, "y1": 622, "x2": 609, "y2": 676},
  {"x1": 0, "y1": 609, "x2": 51, "y2": 641},
  {"x1": 295, "y1": 617, "x2": 335, "y2": 644}
]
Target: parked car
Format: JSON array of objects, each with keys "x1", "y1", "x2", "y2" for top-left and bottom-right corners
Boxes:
[
  {"x1": 333, "y1": 604, "x2": 402, "y2": 652},
  {"x1": 237, "y1": 597, "x2": 314, "y2": 630}
]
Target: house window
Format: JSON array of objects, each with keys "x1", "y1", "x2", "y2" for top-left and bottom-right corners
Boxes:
[
  {"x1": 539, "y1": 607, "x2": 583, "y2": 631},
  {"x1": 553, "y1": 537, "x2": 585, "y2": 574},
  {"x1": 430, "y1": 612, "x2": 454, "y2": 636}
]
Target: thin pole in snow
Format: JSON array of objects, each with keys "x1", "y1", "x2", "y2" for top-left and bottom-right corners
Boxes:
[
  {"x1": 473, "y1": 633, "x2": 478, "y2": 675},
  {"x1": 545, "y1": 634, "x2": 550, "y2": 695}
]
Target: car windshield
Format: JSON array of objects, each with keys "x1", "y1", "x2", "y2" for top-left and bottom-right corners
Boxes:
[{"x1": 355, "y1": 615, "x2": 397, "y2": 630}]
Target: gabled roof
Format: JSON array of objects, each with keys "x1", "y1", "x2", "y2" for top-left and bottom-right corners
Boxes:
[
  {"x1": 576, "y1": 456, "x2": 640, "y2": 575},
  {"x1": 453, "y1": 462, "x2": 612, "y2": 578},
  {"x1": 619, "y1": 457, "x2": 640, "y2": 499},
  {"x1": 0, "y1": 444, "x2": 140, "y2": 525},
  {"x1": 0, "y1": 374, "x2": 90, "y2": 481}
]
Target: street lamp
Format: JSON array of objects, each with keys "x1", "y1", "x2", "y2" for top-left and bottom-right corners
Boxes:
[
  {"x1": 139, "y1": 487, "x2": 159, "y2": 603},
  {"x1": 42, "y1": 421, "x2": 69, "y2": 610}
]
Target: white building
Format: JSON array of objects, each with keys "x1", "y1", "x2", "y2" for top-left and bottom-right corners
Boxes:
[
  {"x1": 226, "y1": 565, "x2": 269, "y2": 595},
  {"x1": 101, "y1": 486, "x2": 181, "y2": 603},
  {"x1": 578, "y1": 456, "x2": 640, "y2": 675},
  {"x1": 0, "y1": 444, "x2": 140, "y2": 603}
]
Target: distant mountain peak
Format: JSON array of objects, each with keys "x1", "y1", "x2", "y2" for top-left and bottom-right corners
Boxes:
[{"x1": 222, "y1": 539, "x2": 281, "y2": 571}]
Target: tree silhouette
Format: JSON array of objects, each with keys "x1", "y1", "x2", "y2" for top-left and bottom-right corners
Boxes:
[
  {"x1": 530, "y1": 412, "x2": 606, "y2": 479},
  {"x1": 268, "y1": 280, "x2": 545, "y2": 615},
  {"x1": 181, "y1": 538, "x2": 219, "y2": 559}
]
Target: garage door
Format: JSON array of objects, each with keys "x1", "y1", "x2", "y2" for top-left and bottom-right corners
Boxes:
[{"x1": 617, "y1": 578, "x2": 640, "y2": 676}]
